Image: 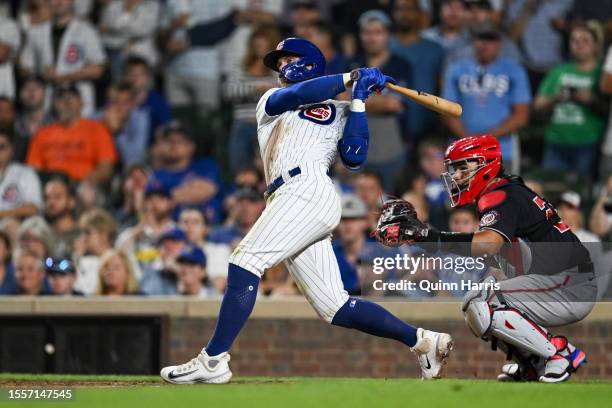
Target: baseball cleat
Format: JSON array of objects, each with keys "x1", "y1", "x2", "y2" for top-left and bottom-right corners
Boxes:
[
  {"x1": 160, "y1": 349, "x2": 232, "y2": 384},
  {"x1": 539, "y1": 354, "x2": 571, "y2": 383},
  {"x1": 539, "y1": 336, "x2": 586, "y2": 383},
  {"x1": 411, "y1": 328, "x2": 454, "y2": 379},
  {"x1": 497, "y1": 362, "x2": 541, "y2": 382}
]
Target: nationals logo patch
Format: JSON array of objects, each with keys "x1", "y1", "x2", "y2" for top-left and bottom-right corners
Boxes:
[
  {"x1": 299, "y1": 104, "x2": 336, "y2": 125},
  {"x1": 480, "y1": 210, "x2": 500, "y2": 227}
]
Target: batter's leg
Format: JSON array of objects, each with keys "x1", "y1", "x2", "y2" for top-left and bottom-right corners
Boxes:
[
  {"x1": 285, "y1": 237, "x2": 453, "y2": 379},
  {"x1": 206, "y1": 178, "x2": 341, "y2": 357},
  {"x1": 161, "y1": 178, "x2": 342, "y2": 384}
]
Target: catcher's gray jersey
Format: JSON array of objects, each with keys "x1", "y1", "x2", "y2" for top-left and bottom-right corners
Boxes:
[{"x1": 229, "y1": 87, "x2": 351, "y2": 322}]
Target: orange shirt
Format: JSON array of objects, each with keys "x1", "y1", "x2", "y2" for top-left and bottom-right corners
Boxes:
[{"x1": 27, "y1": 119, "x2": 118, "y2": 181}]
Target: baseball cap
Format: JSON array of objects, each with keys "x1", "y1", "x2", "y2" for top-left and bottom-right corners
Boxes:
[
  {"x1": 464, "y1": 0, "x2": 492, "y2": 9},
  {"x1": 160, "y1": 120, "x2": 193, "y2": 141},
  {"x1": 159, "y1": 227, "x2": 187, "y2": 243},
  {"x1": 292, "y1": 0, "x2": 316, "y2": 10},
  {"x1": 234, "y1": 186, "x2": 263, "y2": 202},
  {"x1": 176, "y1": 245, "x2": 207, "y2": 266},
  {"x1": 358, "y1": 10, "x2": 392, "y2": 29},
  {"x1": 559, "y1": 191, "x2": 581, "y2": 209},
  {"x1": 145, "y1": 179, "x2": 171, "y2": 198},
  {"x1": 471, "y1": 21, "x2": 502, "y2": 40},
  {"x1": 341, "y1": 194, "x2": 368, "y2": 219},
  {"x1": 45, "y1": 257, "x2": 76, "y2": 275},
  {"x1": 54, "y1": 83, "x2": 80, "y2": 98}
]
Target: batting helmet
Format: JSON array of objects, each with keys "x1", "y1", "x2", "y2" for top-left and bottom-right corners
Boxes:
[
  {"x1": 263, "y1": 38, "x2": 326, "y2": 83},
  {"x1": 441, "y1": 135, "x2": 502, "y2": 208}
]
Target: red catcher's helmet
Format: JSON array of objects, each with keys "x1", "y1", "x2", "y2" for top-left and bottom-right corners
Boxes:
[{"x1": 441, "y1": 135, "x2": 502, "y2": 207}]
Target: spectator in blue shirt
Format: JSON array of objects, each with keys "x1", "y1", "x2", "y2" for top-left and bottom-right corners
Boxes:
[
  {"x1": 333, "y1": 194, "x2": 399, "y2": 296},
  {"x1": 446, "y1": 0, "x2": 522, "y2": 67},
  {"x1": 152, "y1": 121, "x2": 223, "y2": 224},
  {"x1": 333, "y1": 194, "x2": 368, "y2": 295},
  {"x1": 11, "y1": 248, "x2": 52, "y2": 296},
  {"x1": 422, "y1": 0, "x2": 470, "y2": 54},
  {"x1": 0, "y1": 230, "x2": 16, "y2": 294},
  {"x1": 300, "y1": 21, "x2": 349, "y2": 75},
  {"x1": 442, "y1": 23, "x2": 531, "y2": 173},
  {"x1": 123, "y1": 56, "x2": 171, "y2": 143},
  {"x1": 210, "y1": 187, "x2": 265, "y2": 249},
  {"x1": 390, "y1": 0, "x2": 445, "y2": 140},
  {"x1": 349, "y1": 10, "x2": 414, "y2": 192},
  {"x1": 97, "y1": 82, "x2": 149, "y2": 168},
  {"x1": 140, "y1": 227, "x2": 188, "y2": 296},
  {"x1": 416, "y1": 139, "x2": 449, "y2": 230},
  {"x1": 505, "y1": 0, "x2": 574, "y2": 90}
]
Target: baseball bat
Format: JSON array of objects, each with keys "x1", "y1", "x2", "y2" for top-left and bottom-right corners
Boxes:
[
  {"x1": 348, "y1": 69, "x2": 462, "y2": 118},
  {"x1": 385, "y1": 83, "x2": 463, "y2": 118}
]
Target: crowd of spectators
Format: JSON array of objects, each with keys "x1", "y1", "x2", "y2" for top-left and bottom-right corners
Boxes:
[{"x1": 1, "y1": 0, "x2": 612, "y2": 299}]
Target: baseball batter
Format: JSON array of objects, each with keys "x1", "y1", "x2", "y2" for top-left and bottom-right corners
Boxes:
[
  {"x1": 161, "y1": 38, "x2": 453, "y2": 384},
  {"x1": 373, "y1": 135, "x2": 597, "y2": 383}
]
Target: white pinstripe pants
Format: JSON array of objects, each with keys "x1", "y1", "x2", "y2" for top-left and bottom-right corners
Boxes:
[{"x1": 229, "y1": 169, "x2": 349, "y2": 322}]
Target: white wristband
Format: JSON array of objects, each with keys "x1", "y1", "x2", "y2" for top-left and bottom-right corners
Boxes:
[{"x1": 350, "y1": 99, "x2": 366, "y2": 112}]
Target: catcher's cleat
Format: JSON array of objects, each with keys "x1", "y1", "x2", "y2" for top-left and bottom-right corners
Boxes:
[
  {"x1": 160, "y1": 349, "x2": 232, "y2": 384},
  {"x1": 497, "y1": 362, "x2": 541, "y2": 382},
  {"x1": 539, "y1": 336, "x2": 586, "y2": 383},
  {"x1": 411, "y1": 328, "x2": 454, "y2": 380}
]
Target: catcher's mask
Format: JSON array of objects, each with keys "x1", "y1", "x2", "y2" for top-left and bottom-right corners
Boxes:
[{"x1": 441, "y1": 135, "x2": 501, "y2": 207}]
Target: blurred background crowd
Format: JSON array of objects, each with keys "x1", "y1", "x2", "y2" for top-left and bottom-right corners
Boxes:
[{"x1": 0, "y1": 0, "x2": 612, "y2": 299}]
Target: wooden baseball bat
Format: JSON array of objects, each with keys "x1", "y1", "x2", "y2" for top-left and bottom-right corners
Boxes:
[
  {"x1": 348, "y1": 69, "x2": 462, "y2": 117},
  {"x1": 385, "y1": 83, "x2": 463, "y2": 118}
]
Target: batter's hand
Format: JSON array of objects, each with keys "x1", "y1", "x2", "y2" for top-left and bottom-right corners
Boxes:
[
  {"x1": 372, "y1": 199, "x2": 429, "y2": 247},
  {"x1": 352, "y1": 68, "x2": 397, "y2": 100}
]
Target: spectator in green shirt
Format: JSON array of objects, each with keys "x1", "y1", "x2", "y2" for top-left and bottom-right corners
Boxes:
[{"x1": 534, "y1": 21, "x2": 608, "y2": 176}]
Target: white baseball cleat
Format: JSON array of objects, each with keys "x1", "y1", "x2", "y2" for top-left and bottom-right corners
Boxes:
[
  {"x1": 160, "y1": 349, "x2": 232, "y2": 384},
  {"x1": 411, "y1": 328, "x2": 454, "y2": 379}
]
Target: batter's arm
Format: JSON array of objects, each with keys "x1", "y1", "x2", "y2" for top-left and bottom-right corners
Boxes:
[
  {"x1": 265, "y1": 73, "x2": 351, "y2": 116},
  {"x1": 338, "y1": 100, "x2": 369, "y2": 170}
]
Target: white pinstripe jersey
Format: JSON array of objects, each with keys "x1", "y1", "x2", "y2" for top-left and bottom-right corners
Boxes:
[{"x1": 255, "y1": 88, "x2": 350, "y2": 183}]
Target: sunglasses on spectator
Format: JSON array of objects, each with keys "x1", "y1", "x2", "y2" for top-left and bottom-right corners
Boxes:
[{"x1": 45, "y1": 257, "x2": 76, "y2": 274}]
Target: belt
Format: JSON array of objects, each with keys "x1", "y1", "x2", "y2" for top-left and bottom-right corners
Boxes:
[{"x1": 265, "y1": 166, "x2": 301, "y2": 198}]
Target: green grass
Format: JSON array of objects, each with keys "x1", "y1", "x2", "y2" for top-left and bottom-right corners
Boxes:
[{"x1": 1, "y1": 374, "x2": 611, "y2": 408}]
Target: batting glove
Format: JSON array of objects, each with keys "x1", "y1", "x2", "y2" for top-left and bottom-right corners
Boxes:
[{"x1": 351, "y1": 68, "x2": 397, "y2": 100}]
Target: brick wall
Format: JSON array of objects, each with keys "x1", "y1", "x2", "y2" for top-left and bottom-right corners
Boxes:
[
  {"x1": 168, "y1": 317, "x2": 612, "y2": 379},
  {"x1": 3, "y1": 298, "x2": 609, "y2": 379}
]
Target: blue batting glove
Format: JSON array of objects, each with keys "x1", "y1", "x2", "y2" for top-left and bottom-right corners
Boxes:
[{"x1": 352, "y1": 68, "x2": 397, "y2": 100}]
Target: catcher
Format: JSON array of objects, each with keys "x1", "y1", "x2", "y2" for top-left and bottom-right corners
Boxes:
[{"x1": 373, "y1": 135, "x2": 597, "y2": 383}]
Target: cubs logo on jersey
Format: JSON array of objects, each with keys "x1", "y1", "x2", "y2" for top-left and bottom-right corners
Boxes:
[
  {"x1": 64, "y1": 44, "x2": 82, "y2": 65},
  {"x1": 299, "y1": 104, "x2": 336, "y2": 125},
  {"x1": 1, "y1": 184, "x2": 20, "y2": 204}
]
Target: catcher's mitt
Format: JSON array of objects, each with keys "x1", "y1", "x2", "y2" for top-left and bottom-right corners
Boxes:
[{"x1": 372, "y1": 199, "x2": 430, "y2": 247}]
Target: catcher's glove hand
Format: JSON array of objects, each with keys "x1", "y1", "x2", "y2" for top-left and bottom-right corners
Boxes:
[{"x1": 372, "y1": 199, "x2": 430, "y2": 247}]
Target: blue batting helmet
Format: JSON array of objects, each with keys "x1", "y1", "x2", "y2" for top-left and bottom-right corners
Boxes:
[{"x1": 263, "y1": 38, "x2": 326, "y2": 83}]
